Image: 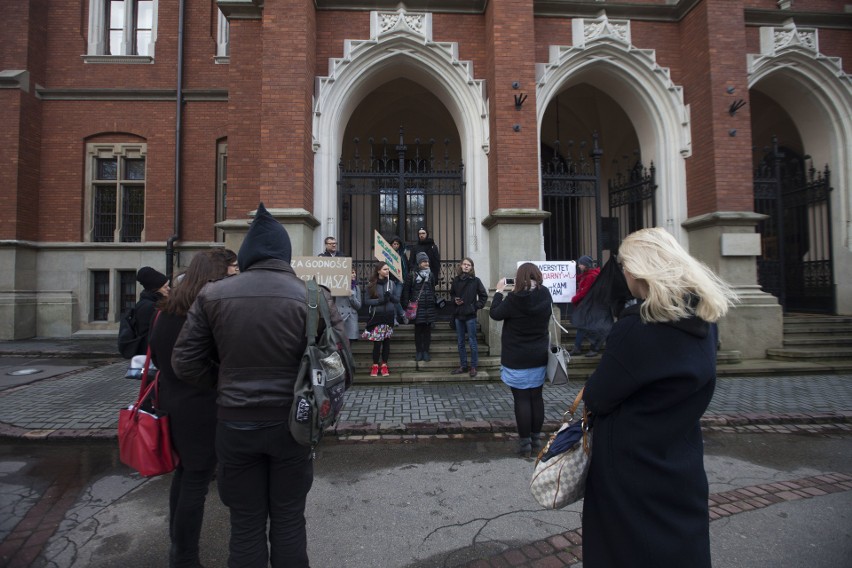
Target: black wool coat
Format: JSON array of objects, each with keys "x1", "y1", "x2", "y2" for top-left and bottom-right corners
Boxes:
[
  {"x1": 401, "y1": 270, "x2": 438, "y2": 325},
  {"x1": 449, "y1": 274, "x2": 488, "y2": 321},
  {"x1": 133, "y1": 289, "x2": 163, "y2": 355},
  {"x1": 364, "y1": 277, "x2": 399, "y2": 329},
  {"x1": 488, "y1": 285, "x2": 552, "y2": 370},
  {"x1": 407, "y1": 238, "x2": 441, "y2": 281},
  {"x1": 581, "y1": 302, "x2": 716, "y2": 568},
  {"x1": 148, "y1": 311, "x2": 217, "y2": 471}
]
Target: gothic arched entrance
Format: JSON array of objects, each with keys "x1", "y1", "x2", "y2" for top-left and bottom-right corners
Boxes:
[{"x1": 339, "y1": 127, "x2": 465, "y2": 301}]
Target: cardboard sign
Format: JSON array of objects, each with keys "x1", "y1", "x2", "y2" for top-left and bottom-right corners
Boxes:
[
  {"x1": 516, "y1": 261, "x2": 577, "y2": 302},
  {"x1": 374, "y1": 231, "x2": 403, "y2": 280},
  {"x1": 291, "y1": 256, "x2": 352, "y2": 296}
]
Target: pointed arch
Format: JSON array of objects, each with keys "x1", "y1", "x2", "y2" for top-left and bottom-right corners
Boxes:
[
  {"x1": 536, "y1": 12, "x2": 691, "y2": 242},
  {"x1": 748, "y1": 21, "x2": 852, "y2": 313},
  {"x1": 312, "y1": 9, "x2": 490, "y2": 258},
  {"x1": 748, "y1": 23, "x2": 852, "y2": 244}
]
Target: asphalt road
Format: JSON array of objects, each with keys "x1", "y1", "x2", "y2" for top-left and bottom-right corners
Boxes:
[{"x1": 1, "y1": 431, "x2": 850, "y2": 567}]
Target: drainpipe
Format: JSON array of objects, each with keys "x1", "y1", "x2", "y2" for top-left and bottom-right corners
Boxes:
[{"x1": 167, "y1": 0, "x2": 187, "y2": 281}]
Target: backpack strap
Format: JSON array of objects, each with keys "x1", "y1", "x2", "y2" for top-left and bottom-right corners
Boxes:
[{"x1": 306, "y1": 279, "x2": 320, "y2": 346}]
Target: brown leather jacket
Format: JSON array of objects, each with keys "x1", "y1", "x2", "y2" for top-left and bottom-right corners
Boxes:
[{"x1": 171, "y1": 258, "x2": 346, "y2": 421}]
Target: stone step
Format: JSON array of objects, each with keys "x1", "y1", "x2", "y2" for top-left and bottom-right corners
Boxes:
[
  {"x1": 783, "y1": 335, "x2": 852, "y2": 347},
  {"x1": 767, "y1": 347, "x2": 852, "y2": 360}
]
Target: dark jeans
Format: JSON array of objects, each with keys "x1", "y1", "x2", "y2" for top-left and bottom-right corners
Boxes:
[
  {"x1": 216, "y1": 422, "x2": 314, "y2": 568},
  {"x1": 454, "y1": 317, "x2": 478, "y2": 368},
  {"x1": 372, "y1": 339, "x2": 390, "y2": 364},
  {"x1": 510, "y1": 386, "x2": 544, "y2": 439},
  {"x1": 169, "y1": 465, "x2": 216, "y2": 567},
  {"x1": 414, "y1": 323, "x2": 432, "y2": 353}
]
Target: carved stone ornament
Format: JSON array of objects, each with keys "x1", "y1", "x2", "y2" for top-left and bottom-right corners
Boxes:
[
  {"x1": 760, "y1": 21, "x2": 818, "y2": 56},
  {"x1": 574, "y1": 12, "x2": 630, "y2": 48}
]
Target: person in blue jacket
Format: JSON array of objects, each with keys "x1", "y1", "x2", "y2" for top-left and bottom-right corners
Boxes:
[{"x1": 582, "y1": 227, "x2": 738, "y2": 568}]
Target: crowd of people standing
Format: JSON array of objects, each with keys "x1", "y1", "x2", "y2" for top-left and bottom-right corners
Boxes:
[{"x1": 121, "y1": 220, "x2": 735, "y2": 568}]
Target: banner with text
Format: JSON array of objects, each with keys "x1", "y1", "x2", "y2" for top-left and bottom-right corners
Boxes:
[
  {"x1": 291, "y1": 256, "x2": 352, "y2": 296},
  {"x1": 517, "y1": 260, "x2": 577, "y2": 302},
  {"x1": 374, "y1": 230, "x2": 403, "y2": 280}
]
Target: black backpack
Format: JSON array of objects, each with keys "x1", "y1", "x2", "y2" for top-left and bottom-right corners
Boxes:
[
  {"x1": 117, "y1": 307, "x2": 143, "y2": 359},
  {"x1": 289, "y1": 279, "x2": 355, "y2": 448}
]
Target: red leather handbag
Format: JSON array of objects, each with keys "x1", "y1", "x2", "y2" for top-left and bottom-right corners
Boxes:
[{"x1": 118, "y1": 314, "x2": 179, "y2": 477}]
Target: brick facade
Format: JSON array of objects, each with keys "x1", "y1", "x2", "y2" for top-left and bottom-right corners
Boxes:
[{"x1": 0, "y1": 0, "x2": 849, "y2": 337}]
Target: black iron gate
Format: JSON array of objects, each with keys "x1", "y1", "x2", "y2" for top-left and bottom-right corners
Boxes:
[
  {"x1": 607, "y1": 156, "x2": 657, "y2": 254},
  {"x1": 338, "y1": 127, "x2": 465, "y2": 306},
  {"x1": 754, "y1": 139, "x2": 835, "y2": 313},
  {"x1": 542, "y1": 137, "x2": 604, "y2": 262}
]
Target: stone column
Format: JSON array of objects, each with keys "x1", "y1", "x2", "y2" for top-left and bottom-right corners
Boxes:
[
  {"x1": 480, "y1": 209, "x2": 550, "y2": 356},
  {"x1": 683, "y1": 212, "x2": 782, "y2": 360}
]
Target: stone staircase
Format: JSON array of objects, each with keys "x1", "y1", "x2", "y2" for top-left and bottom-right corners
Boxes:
[{"x1": 352, "y1": 313, "x2": 852, "y2": 384}]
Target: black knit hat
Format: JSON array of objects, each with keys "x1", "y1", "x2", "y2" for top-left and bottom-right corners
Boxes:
[
  {"x1": 136, "y1": 266, "x2": 168, "y2": 291},
  {"x1": 578, "y1": 255, "x2": 594, "y2": 268},
  {"x1": 238, "y1": 202, "x2": 292, "y2": 271}
]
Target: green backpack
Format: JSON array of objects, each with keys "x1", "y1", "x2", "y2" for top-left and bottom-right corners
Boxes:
[{"x1": 289, "y1": 279, "x2": 356, "y2": 448}]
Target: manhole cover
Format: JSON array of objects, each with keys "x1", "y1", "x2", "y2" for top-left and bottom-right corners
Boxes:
[{"x1": 8, "y1": 369, "x2": 42, "y2": 376}]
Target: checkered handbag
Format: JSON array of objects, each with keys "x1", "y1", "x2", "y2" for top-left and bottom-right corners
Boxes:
[{"x1": 530, "y1": 388, "x2": 592, "y2": 509}]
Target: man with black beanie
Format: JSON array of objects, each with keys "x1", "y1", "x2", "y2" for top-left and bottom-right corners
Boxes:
[{"x1": 172, "y1": 203, "x2": 346, "y2": 568}]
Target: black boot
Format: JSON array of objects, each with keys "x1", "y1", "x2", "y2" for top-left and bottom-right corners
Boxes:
[
  {"x1": 518, "y1": 437, "x2": 532, "y2": 458},
  {"x1": 531, "y1": 432, "x2": 543, "y2": 453}
]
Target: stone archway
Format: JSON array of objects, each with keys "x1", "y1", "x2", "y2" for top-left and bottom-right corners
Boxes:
[
  {"x1": 748, "y1": 20, "x2": 852, "y2": 314},
  {"x1": 312, "y1": 8, "x2": 491, "y2": 272},
  {"x1": 536, "y1": 12, "x2": 692, "y2": 244}
]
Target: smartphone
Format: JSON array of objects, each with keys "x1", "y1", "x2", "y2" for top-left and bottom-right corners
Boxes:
[{"x1": 505, "y1": 277, "x2": 515, "y2": 286}]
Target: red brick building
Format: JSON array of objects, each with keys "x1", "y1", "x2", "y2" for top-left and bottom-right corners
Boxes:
[{"x1": 1, "y1": 1, "x2": 850, "y2": 359}]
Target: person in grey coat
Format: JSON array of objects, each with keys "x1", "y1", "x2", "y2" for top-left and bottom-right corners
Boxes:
[{"x1": 336, "y1": 269, "x2": 362, "y2": 341}]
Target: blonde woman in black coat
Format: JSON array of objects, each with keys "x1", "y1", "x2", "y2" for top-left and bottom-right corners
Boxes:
[{"x1": 582, "y1": 227, "x2": 738, "y2": 568}]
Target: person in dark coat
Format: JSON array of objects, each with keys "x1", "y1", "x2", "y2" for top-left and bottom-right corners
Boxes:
[
  {"x1": 569, "y1": 255, "x2": 602, "y2": 356},
  {"x1": 172, "y1": 203, "x2": 346, "y2": 568},
  {"x1": 134, "y1": 266, "x2": 170, "y2": 355},
  {"x1": 148, "y1": 250, "x2": 230, "y2": 568},
  {"x1": 318, "y1": 235, "x2": 344, "y2": 257},
  {"x1": 582, "y1": 227, "x2": 738, "y2": 568},
  {"x1": 401, "y1": 252, "x2": 438, "y2": 362},
  {"x1": 389, "y1": 235, "x2": 409, "y2": 324},
  {"x1": 407, "y1": 227, "x2": 441, "y2": 282},
  {"x1": 363, "y1": 261, "x2": 399, "y2": 376},
  {"x1": 449, "y1": 257, "x2": 488, "y2": 377},
  {"x1": 489, "y1": 262, "x2": 553, "y2": 457}
]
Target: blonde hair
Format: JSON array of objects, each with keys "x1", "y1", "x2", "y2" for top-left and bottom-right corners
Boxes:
[{"x1": 618, "y1": 227, "x2": 738, "y2": 323}]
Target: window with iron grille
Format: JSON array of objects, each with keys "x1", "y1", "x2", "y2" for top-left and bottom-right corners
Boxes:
[
  {"x1": 92, "y1": 271, "x2": 110, "y2": 321},
  {"x1": 119, "y1": 270, "x2": 137, "y2": 314},
  {"x1": 86, "y1": 144, "x2": 146, "y2": 243}
]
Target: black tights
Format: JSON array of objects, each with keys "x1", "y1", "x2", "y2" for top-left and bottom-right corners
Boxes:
[
  {"x1": 414, "y1": 324, "x2": 432, "y2": 354},
  {"x1": 510, "y1": 386, "x2": 544, "y2": 439},
  {"x1": 372, "y1": 339, "x2": 390, "y2": 364}
]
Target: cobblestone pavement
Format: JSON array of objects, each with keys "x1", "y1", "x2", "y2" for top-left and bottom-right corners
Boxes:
[{"x1": 0, "y1": 362, "x2": 849, "y2": 437}]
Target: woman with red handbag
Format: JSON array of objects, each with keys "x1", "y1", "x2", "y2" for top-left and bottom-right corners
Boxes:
[{"x1": 149, "y1": 249, "x2": 231, "y2": 568}]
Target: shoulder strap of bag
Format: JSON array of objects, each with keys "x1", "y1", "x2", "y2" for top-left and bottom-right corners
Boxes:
[
  {"x1": 550, "y1": 304, "x2": 571, "y2": 335},
  {"x1": 306, "y1": 279, "x2": 320, "y2": 347},
  {"x1": 137, "y1": 311, "x2": 162, "y2": 401}
]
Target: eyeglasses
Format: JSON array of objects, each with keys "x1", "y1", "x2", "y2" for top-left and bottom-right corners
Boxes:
[{"x1": 326, "y1": 241, "x2": 337, "y2": 246}]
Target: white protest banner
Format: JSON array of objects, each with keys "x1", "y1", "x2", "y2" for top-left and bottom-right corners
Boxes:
[
  {"x1": 290, "y1": 256, "x2": 352, "y2": 296},
  {"x1": 374, "y1": 230, "x2": 403, "y2": 280},
  {"x1": 517, "y1": 260, "x2": 577, "y2": 302}
]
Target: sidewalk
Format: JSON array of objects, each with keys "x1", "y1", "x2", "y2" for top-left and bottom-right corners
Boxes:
[{"x1": 0, "y1": 355, "x2": 850, "y2": 439}]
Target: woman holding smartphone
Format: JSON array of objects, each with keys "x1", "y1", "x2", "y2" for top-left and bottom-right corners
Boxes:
[
  {"x1": 489, "y1": 262, "x2": 553, "y2": 457},
  {"x1": 449, "y1": 257, "x2": 488, "y2": 377}
]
